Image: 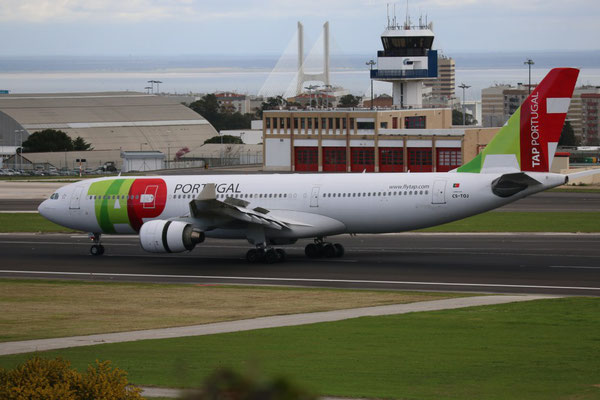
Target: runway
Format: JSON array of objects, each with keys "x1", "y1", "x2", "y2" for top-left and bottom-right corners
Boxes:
[
  {"x1": 1, "y1": 191, "x2": 599, "y2": 212},
  {"x1": 1, "y1": 233, "x2": 599, "y2": 296}
]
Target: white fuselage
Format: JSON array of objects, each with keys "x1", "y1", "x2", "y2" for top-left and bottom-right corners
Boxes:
[{"x1": 38, "y1": 171, "x2": 566, "y2": 241}]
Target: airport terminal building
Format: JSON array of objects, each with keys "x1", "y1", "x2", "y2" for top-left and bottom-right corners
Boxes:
[{"x1": 262, "y1": 108, "x2": 500, "y2": 172}]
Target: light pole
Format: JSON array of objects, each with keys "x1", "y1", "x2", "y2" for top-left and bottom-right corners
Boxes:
[
  {"x1": 458, "y1": 83, "x2": 471, "y2": 126},
  {"x1": 304, "y1": 85, "x2": 319, "y2": 109},
  {"x1": 147, "y1": 80, "x2": 156, "y2": 93},
  {"x1": 366, "y1": 59, "x2": 376, "y2": 109},
  {"x1": 155, "y1": 80, "x2": 163, "y2": 94},
  {"x1": 166, "y1": 130, "x2": 171, "y2": 169},
  {"x1": 14, "y1": 129, "x2": 24, "y2": 172},
  {"x1": 524, "y1": 59, "x2": 534, "y2": 94},
  {"x1": 323, "y1": 84, "x2": 333, "y2": 109},
  {"x1": 140, "y1": 142, "x2": 148, "y2": 151},
  {"x1": 219, "y1": 131, "x2": 223, "y2": 166}
]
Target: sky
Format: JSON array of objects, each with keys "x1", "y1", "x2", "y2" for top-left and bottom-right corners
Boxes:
[{"x1": 0, "y1": 0, "x2": 598, "y2": 57}]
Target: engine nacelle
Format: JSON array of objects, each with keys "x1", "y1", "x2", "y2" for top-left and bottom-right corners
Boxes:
[{"x1": 139, "y1": 220, "x2": 205, "y2": 253}]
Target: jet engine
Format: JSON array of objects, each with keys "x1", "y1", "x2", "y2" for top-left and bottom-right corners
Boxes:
[{"x1": 139, "y1": 220, "x2": 205, "y2": 253}]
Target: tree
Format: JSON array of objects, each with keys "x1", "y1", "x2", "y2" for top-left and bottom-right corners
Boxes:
[
  {"x1": 256, "y1": 96, "x2": 287, "y2": 118},
  {"x1": 204, "y1": 135, "x2": 244, "y2": 144},
  {"x1": 558, "y1": 120, "x2": 578, "y2": 146},
  {"x1": 22, "y1": 129, "x2": 74, "y2": 152},
  {"x1": 0, "y1": 357, "x2": 143, "y2": 400},
  {"x1": 73, "y1": 136, "x2": 93, "y2": 151},
  {"x1": 338, "y1": 94, "x2": 361, "y2": 108},
  {"x1": 452, "y1": 109, "x2": 476, "y2": 126},
  {"x1": 189, "y1": 94, "x2": 253, "y2": 132},
  {"x1": 183, "y1": 367, "x2": 316, "y2": 400},
  {"x1": 189, "y1": 94, "x2": 220, "y2": 125}
]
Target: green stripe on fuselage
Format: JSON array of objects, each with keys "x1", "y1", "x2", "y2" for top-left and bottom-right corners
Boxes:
[{"x1": 88, "y1": 179, "x2": 135, "y2": 233}]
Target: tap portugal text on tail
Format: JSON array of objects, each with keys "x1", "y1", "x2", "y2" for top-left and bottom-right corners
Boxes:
[{"x1": 38, "y1": 68, "x2": 600, "y2": 263}]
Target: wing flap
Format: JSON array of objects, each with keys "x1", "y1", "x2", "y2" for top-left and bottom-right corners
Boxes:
[{"x1": 189, "y1": 183, "x2": 311, "y2": 230}]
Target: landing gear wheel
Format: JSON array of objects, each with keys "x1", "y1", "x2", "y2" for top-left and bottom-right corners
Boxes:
[
  {"x1": 246, "y1": 248, "x2": 262, "y2": 263},
  {"x1": 334, "y1": 243, "x2": 345, "y2": 258},
  {"x1": 305, "y1": 243, "x2": 320, "y2": 258},
  {"x1": 323, "y1": 243, "x2": 337, "y2": 258},
  {"x1": 90, "y1": 244, "x2": 104, "y2": 256},
  {"x1": 264, "y1": 248, "x2": 280, "y2": 264},
  {"x1": 275, "y1": 248, "x2": 287, "y2": 262}
]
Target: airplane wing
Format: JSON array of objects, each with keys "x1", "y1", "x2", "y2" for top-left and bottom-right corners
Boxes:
[{"x1": 189, "y1": 183, "x2": 312, "y2": 231}]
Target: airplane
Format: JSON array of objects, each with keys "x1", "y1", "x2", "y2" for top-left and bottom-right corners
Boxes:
[{"x1": 38, "y1": 68, "x2": 599, "y2": 263}]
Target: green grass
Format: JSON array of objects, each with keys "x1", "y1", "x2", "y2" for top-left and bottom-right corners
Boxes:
[
  {"x1": 419, "y1": 211, "x2": 600, "y2": 232},
  {"x1": 1, "y1": 298, "x2": 599, "y2": 400},
  {"x1": 0, "y1": 213, "x2": 76, "y2": 233},
  {"x1": 0, "y1": 279, "x2": 464, "y2": 342},
  {"x1": 1, "y1": 211, "x2": 600, "y2": 233}
]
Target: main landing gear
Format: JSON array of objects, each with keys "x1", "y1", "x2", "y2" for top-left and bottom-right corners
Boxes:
[
  {"x1": 305, "y1": 238, "x2": 344, "y2": 259},
  {"x1": 89, "y1": 232, "x2": 105, "y2": 256},
  {"x1": 246, "y1": 246, "x2": 286, "y2": 264}
]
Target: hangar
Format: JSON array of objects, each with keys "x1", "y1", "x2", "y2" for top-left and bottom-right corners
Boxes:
[{"x1": 0, "y1": 92, "x2": 218, "y2": 170}]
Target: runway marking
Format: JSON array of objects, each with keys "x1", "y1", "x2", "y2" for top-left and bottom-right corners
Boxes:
[
  {"x1": 1, "y1": 270, "x2": 599, "y2": 292},
  {"x1": 550, "y1": 266, "x2": 600, "y2": 269},
  {"x1": 1, "y1": 240, "x2": 599, "y2": 259}
]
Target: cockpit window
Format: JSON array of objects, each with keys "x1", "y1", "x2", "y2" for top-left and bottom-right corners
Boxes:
[{"x1": 50, "y1": 193, "x2": 59, "y2": 200}]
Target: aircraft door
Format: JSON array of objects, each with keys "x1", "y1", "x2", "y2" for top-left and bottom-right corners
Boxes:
[
  {"x1": 310, "y1": 186, "x2": 320, "y2": 207},
  {"x1": 432, "y1": 180, "x2": 446, "y2": 204},
  {"x1": 141, "y1": 185, "x2": 158, "y2": 209},
  {"x1": 69, "y1": 186, "x2": 83, "y2": 209}
]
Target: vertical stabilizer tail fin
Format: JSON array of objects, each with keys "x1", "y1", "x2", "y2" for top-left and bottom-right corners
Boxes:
[{"x1": 457, "y1": 68, "x2": 579, "y2": 173}]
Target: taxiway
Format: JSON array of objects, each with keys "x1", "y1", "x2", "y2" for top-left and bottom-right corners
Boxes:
[{"x1": 1, "y1": 233, "x2": 598, "y2": 296}]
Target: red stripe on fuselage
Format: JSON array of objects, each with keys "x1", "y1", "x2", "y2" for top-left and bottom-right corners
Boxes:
[{"x1": 127, "y1": 178, "x2": 168, "y2": 232}]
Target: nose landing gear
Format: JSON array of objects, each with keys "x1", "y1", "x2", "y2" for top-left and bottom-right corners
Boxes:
[{"x1": 89, "y1": 232, "x2": 104, "y2": 256}]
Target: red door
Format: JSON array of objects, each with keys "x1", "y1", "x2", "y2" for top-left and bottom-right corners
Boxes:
[
  {"x1": 436, "y1": 148, "x2": 462, "y2": 172},
  {"x1": 322, "y1": 147, "x2": 346, "y2": 172},
  {"x1": 379, "y1": 147, "x2": 404, "y2": 172},
  {"x1": 350, "y1": 148, "x2": 375, "y2": 172},
  {"x1": 408, "y1": 148, "x2": 433, "y2": 172},
  {"x1": 294, "y1": 147, "x2": 318, "y2": 171}
]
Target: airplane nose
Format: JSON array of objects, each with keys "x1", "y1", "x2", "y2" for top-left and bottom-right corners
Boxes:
[{"x1": 38, "y1": 199, "x2": 52, "y2": 219}]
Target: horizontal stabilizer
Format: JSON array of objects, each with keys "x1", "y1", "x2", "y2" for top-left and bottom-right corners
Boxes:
[
  {"x1": 491, "y1": 172, "x2": 541, "y2": 198},
  {"x1": 567, "y1": 168, "x2": 600, "y2": 180}
]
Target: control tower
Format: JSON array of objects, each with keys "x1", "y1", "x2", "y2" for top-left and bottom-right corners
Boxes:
[{"x1": 371, "y1": 15, "x2": 438, "y2": 108}]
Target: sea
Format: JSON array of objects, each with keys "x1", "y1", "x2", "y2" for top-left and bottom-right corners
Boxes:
[{"x1": 1, "y1": 51, "x2": 599, "y2": 101}]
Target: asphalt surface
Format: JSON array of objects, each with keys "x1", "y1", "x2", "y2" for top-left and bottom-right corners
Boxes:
[
  {"x1": 493, "y1": 191, "x2": 600, "y2": 212},
  {"x1": 1, "y1": 233, "x2": 599, "y2": 296},
  {"x1": 0, "y1": 199, "x2": 43, "y2": 211}
]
